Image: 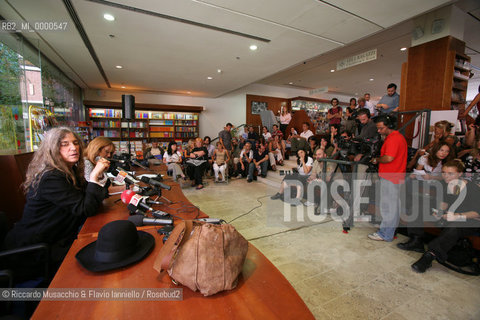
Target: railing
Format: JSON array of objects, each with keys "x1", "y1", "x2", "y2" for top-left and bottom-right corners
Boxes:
[{"x1": 396, "y1": 109, "x2": 432, "y2": 149}]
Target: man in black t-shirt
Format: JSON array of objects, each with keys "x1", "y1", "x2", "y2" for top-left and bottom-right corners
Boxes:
[
  {"x1": 252, "y1": 144, "x2": 269, "y2": 180},
  {"x1": 186, "y1": 138, "x2": 208, "y2": 189}
]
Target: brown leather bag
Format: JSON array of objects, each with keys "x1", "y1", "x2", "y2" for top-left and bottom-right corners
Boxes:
[{"x1": 153, "y1": 220, "x2": 248, "y2": 296}]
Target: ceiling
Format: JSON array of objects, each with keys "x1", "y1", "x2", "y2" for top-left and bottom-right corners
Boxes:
[{"x1": 2, "y1": 0, "x2": 476, "y2": 99}]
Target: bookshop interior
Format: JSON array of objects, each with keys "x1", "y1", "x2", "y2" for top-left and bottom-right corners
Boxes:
[{"x1": 2, "y1": 0, "x2": 480, "y2": 319}]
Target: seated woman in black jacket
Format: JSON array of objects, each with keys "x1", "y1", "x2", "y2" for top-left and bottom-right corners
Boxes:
[{"x1": 4, "y1": 127, "x2": 110, "y2": 271}]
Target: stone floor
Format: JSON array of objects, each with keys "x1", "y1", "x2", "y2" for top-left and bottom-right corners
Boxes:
[{"x1": 180, "y1": 166, "x2": 480, "y2": 320}]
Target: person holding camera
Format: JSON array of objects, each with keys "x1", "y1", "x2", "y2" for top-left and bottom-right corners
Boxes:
[
  {"x1": 406, "y1": 160, "x2": 480, "y2": 273},
  {"x1": 368, "y1": 115, "x2": 408, "y2": 241}
]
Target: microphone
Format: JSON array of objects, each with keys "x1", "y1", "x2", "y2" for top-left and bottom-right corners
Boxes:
[
  {"x1": 127, "y1": 203, "x2": 145, "y2": 215},
  {"x1": 105, "y1": 158, "x2": 127, "y2": 164},
  {"x1": 128, "y1": 214, "x2": 173, "y2": 226},
  {"x1": 140, "y1": 176, "x2": 171, "y2": 190},
  {"x1": 113, "y1": 168, "x2": 138, "y2": 185},
  {"x1": 131, "y1": 159, "x2": 150, "y2": 170},
  {"x1": 121, "y1": 190, "x2": 154, "y2": 212},
  {"x1": 196, "y1": 218, "x2": 225, "y2": 224}
]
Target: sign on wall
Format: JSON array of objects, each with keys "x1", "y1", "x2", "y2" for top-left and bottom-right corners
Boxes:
[{"x1": 336, "y1": 49, "x2": 377, "y2": 71}]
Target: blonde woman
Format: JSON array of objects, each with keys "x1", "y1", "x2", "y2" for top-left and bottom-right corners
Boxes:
[{"x1": 84, "y1": 136, "x2": 115, "y2": 187}]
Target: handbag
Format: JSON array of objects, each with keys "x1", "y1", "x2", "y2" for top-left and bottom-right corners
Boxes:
[
  {"x1": 153, "y1": 220, "x2": 248, "y2": 296},
  {"x1": 437, "y1": 238, "x2": 480, "y2": 276}
]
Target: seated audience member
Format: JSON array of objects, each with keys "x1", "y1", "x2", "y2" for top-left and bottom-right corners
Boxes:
[
  {"x1": 270, "y1": 149, "x2": 313, "y2": 206},
  {"x1": 285, "y1": 127, "x2": 298, "y2": 159},
  {"x1": 306, "y1": 136, "x2": 318, "y2": 158},
  {"x1": 258, "y1": 136, "x2": 267, "y2": 149},
  {"x1": 163, "y1": 141, "x2": 185, "y2": 181},
  {"x1": 399, "y1": 160, "x2": 480, "y2": 273},
  {"x1": 144, "y1": 139, "x2": 163, "y2": 160},
  {"x1": 268, "y1": 135, "x2": 284, "y2": 171},
  {"x1": 303, "y1": 148, "x2": 335, "y2": 207},
  {"x1": 247, "y1": 125, "x2": 259, "y2": 142},
  {"x1": 84, "y1": 136, "x2": 115, "y2": 199},
  {"x1": 463, "y1": 136, "x2": 480, "y2": 186},
  {"x1": 425, "y1": 120, "x2": 461, "y2": 153},
  {"x1": 356, "y1": 97, "x2": 366, "y2": 110},
  {"x1": 182, "y1": 139, "x2": 195, "y2": 158},
  {"x1": 213, "y1": 142, "x2": 230, "y2": 182},
  {"x1": 290, "y1": 122, "x2": 314, "y2": 153},
  {"x1": 237, "y1": 141, "x2": 254, "y2": 179},
  {"x1": 185, "y1": 138, "x2": 208, "y2": 189},
  {"x1": 271, "y1": 124, "x2": 283, "y2": 141},
  {"x1": 409, "y1": 142, "x2": 452, "y2": 180},
  {"x1": 4, "y1": 127, "x2": 110, "y2": 271},
  {"x1": 253, "y1": 143, "x2": 269, "y2": 180},
  {"x1": 344, "y1": 107, "x2": 357, "y2": 135},
  {"x1": 262, "y1": 126, "x2": 272, "y2": 141},
  {"x1": 229, "y1": 137, "x2": 241, "y2": 170},
  {"x1": 318, "y1": 135, "x2": 337, "y2": 158},
  {"x1": 349, "y1": 97, "x2": 357, "y2": 110},
  {"x1": 204, "y1": 136, "x2": 215, "y2": 175}
]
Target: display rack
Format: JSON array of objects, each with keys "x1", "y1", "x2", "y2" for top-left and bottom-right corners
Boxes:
[{"x1": 28, "y1": 105, "x2": 58, "y2": 150}]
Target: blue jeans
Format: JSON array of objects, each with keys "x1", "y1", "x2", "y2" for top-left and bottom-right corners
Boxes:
[
  {"x1": 247, "y1": 162, "x2": 256, "y2": 179},
  {"x1": 377, "y1": 177, "x2": 401, "y2": 241}
]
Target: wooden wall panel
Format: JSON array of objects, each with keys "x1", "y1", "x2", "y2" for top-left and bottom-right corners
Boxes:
[{"x1": 246, "y1": 94, "x2": 290, "y2": 128}]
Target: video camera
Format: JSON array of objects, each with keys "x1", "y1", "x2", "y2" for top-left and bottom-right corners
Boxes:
[{"x1": 337, "y1": 136, "x2": 383, "y2": 171}]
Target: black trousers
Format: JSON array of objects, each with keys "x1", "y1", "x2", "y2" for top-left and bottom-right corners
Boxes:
[
  {"x1": 187, "y1": 162, "x2": 206, "y2": 186},
  {"x1": 428, "y1": 222, "x2": 480, "y2": 261},
  {"x1": 280, "y1": 124, "x2": 288, "y2": 136}
]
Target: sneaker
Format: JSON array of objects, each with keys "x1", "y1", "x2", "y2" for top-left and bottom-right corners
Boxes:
[
  {"x1": 397, "y1": 237, "x2": 425, "y2": 253},
  {"x1": 196, "y1": 184, "x2": 204, "y2": 190},
  {"x1": 367, "y1": 232, "x2": 384, "y2": 241},
  {"x1": 247, "y1": 178, "x2": 252, "y2": 183},
  {"x1": 270, "y1": 193, "x2": 283, "y2": 200},
  {"x1": 411, "y1": 251, "x2": 435, "y2": 273},
  {"x1": 304, "y1": 201, "x2": 315, "y2": 207}
]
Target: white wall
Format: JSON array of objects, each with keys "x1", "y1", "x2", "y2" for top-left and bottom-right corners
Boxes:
[{"x1": 84, "y1": 84, "x2": 310, "y2": 139}]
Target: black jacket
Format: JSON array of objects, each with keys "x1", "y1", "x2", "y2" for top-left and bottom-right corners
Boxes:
[{"x1": 4, "y1": 169, "x2": 104, "y2": 261}]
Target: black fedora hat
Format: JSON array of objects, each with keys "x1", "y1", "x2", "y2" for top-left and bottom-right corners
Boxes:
[{"x1": 76, "y1": 220, "x2": 155, "y2": 272}]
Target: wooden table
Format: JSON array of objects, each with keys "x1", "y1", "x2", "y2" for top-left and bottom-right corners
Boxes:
[{"x1": 32, "y1": 164, "x2": 314, "y2": 319}]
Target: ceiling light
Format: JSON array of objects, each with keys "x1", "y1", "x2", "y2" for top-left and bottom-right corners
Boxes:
[
  {"x1": 207, "y1": 76, "x2": 213, "y2": 80},
  {"x1": 187, "y1": 91, "x2": 191, "y2": 94},
  {"x1": 104, "y1": 14, "x2": 115, "y2": 21},
  {"x1": 369, "y1": 78, "x2": 374, "y2": 81},
  {"x1": 217, "y1": 69, "x2": 222, "y2": 73},
  {"x1": 249, "y1": 45, "x2": 257, "y2": 51},
  {"x1": 115, "y1": 65, "x2": 123, "y2": 69},
  {"x1": 289, "y1": 82, "x2": 293, "y2": 85},
  {"x1": 121, "y1": 86, "x2": 126, "y2": 88},
  {"x1": 400, "y1": 47, "x2": 407, "y2": 51},
  {"x1": 330, "y1": 69, "x2": 335, "y2": 73}
]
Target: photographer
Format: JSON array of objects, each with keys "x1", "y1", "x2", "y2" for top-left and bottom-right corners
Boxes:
[
  {"x1": 408, "y1": 160, "x2": 480, "y2": 273},
  {"x1": 368, "y1": 115, "x2": 407, "y2": 242}
]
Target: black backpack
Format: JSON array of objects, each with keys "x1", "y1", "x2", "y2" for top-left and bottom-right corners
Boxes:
[{"x1": 437, "y1": 238, "x2": 480, "y2": 276}]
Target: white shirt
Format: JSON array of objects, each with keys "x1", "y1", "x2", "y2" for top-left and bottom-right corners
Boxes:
[
  {"x1": 298, "y1": 156, "x2": 314, "y2": 175},
  {"x1": 163, "y1": 151, "x2": 182, "y2": 163},
  {"x1": 240, "y1": 149, "x2": 253, "y2": 160},
  {"x1": 280, "y1": 113, "x2": 292, "y2": 125},
  {"x1": 300, "y1": 130, "x2": 314, "y2": 140},
  {"x1": 417, "y1": 155, "x2": 442, "y2": 174},
  {"x1": 263, "y1": 132, "x2": 272, "y2": 141},
  {"x1": 365, "y1": 100, "x2": 377, "y2": 116}
]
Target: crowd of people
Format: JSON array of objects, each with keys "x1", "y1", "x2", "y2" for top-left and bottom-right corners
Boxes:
[{"x1": 4, "y1": 82, "x2": 480, "y2": 285}]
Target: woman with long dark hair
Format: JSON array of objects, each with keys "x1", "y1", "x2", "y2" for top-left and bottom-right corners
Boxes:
[
  {"x1": 4, "y1": 127, "x2": 110, "y2": 269},
  {"x1": 163, "y1": 141, "x2": 185, "y2": 181}
]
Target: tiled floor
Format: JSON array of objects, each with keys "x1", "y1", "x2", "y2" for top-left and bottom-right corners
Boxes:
[{"x1": 181, "y1": 167, "x2": 480, "y2": 320}]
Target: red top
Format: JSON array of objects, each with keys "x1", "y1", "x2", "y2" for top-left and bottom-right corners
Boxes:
[
  {"x1": 328, "y1": 106, "x2": 342, "y2": 125},
  {"x1": 379, "y1": 130, "x2": 407, "y2": 184}
]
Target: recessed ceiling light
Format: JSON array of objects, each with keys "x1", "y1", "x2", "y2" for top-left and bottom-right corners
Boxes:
[
  {"x1": 207, "y1": 76, "x2": 213, "y2": 80},
  {"x1": 121, "y1": 86, "x2": 126, "y2": 88},
  {"x1": 330, "y1": 69, "x2": 335, "y2": 73},
  {"x1": 187, "y1": 91, "x2": 191, "y2": 94},
  {"x1": 289, "y1": 82, "x2": 293, "y2": 85},
  {"x1": 104, "y1": 14, "x2": 115, "y2": 21},
  {"x1": 249, "y1": 45, "x2": 257, "y2": 51},
  {"x1": 217, "y1": 69, "x2": 222, "y2": 73},
  {"x1": 115, "y1": 65, "x2": 123, "y2": 69},
  {"x1": 400, "y1": 47, "x2": 407, "y2": 51},
  {"x1": 369, "y1": 78, "x2": 374, "y2": 81}
]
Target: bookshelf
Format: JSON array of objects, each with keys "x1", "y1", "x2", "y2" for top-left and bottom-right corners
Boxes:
[{"x1": 84, "y1": 101, "x2": 202, "y2": 143}]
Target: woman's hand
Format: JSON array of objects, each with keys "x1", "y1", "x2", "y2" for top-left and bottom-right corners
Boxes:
[{"x1": 90, "y1": 158, "x2": 110, "y2": 183}]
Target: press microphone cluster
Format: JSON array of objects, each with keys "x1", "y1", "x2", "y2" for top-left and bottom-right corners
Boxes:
[{"x1": 121, "y1": 190, "x2": 169, "y2": 216}]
